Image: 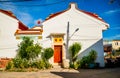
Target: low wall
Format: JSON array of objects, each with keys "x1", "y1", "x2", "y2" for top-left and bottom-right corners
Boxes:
[{"x1": 0, "y1": 58, "x2": 12, "y2": 68}]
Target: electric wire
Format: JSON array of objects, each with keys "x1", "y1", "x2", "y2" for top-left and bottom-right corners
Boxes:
[
  {"x1": 0, "y1": 0, "x2": 33, "y2": 2},
  {"x1": 0, "y1": 0, "x2": 67, "y2": 7}
]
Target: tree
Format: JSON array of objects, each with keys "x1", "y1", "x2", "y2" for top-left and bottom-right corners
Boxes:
[
  {"x1": 69, "y1": 42, "x2": 81, "y2": 63},
  {"x1": 17, "y1": 37, "x2": 42, "y2": 60},
  {"x1": 26, "y1": 43, "x2": 42, "y2": 60}
]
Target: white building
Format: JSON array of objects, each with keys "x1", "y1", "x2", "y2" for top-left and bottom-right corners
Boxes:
[
  {"x1": 0, "y1": 9, "x2": 42, "y2": 58},
  {"x1": 42, "y1": 3, "x2": 109, "y2": 67},
  {"x1": 0, "y1": 3, "x2": 109, "y2": 67},
  {"x1": 0, "y1": 9, "x2": 28, "y2": 58},
  {"x1": 112, "y1": 40, "x2": 120, "y2": 50},
  {"x1": 15, "y1": 26, "x2": 43, "y2": 44}
]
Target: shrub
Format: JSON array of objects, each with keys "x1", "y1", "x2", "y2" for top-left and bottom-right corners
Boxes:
[
  {"x1": 69, "y1": 42, "x2": 81, "y2": 63},
  {"x1": 80, "y1": 50, "x2": 97, "y2": 68},
  {"x1": 69, "y1": 42, "x2": 81, "y2": 69},
  {"x1": 13, "y1": 58, "x2": 23, "y2": 68},
  {"x1": 22, "y1": 59, "x2": 29, "y2": 68},
  {"x1": 42, "y1": 48, "x2": 54, "y2": 60},
  {"x1": 31, "y1": 59, "x2": 52, "y2": 69},
  {"x1": 88, "y1": 50, "x2": 97, "y2": 63},
  {"x1": 6, "y1": 37, "x2": 53, "y2": 71},
  {"x1": 80, "y1": 56, "x2": 90, "y2": 68},
  {"x1": 70, "y1": 60, "x2": 80, "y2": 69},
  {"x1": 12, "y1": 58, "x2": 29, "y2": 69},
  {"x1": 44, "y1": 60, "x2": 52, "y2": 69},
  {"x1": 6, "y1": 61, "x2": 14, "y2": 70}
]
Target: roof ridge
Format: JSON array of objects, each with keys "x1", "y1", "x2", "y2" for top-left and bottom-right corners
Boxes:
[{"x1": 44, "y1": 3, "x2": 108, "y2": 27}]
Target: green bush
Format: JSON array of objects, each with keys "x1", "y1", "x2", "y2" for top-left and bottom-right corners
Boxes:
[
  {"x1": 70, "y1": 60, "x2": 80, "y2": 69},
  {"x1": 6, "y1": 61, "x2": 14, "y2": 70},
  {"x1": 42, "y1": 48, "x2": 54, "y2": 60},
  {"x1": 80, "y1": 56, "x2": 90, "y2": 68},
  {"x1": 31, "y1": 59, "x2": 52, "y2": 69},
  {"x1": 80, "y1": 50, "x2": 97, "y2": 68},
  {"x1": 17, "y1": 37, "x2": 42, "y2": 60},
  {"x1": 69, "y1": 42, "x2": 81, "y2": 69},
  {"x1": 13, "y1": 58, "x2": 23, "y2": 68},
  {"x1": 6, "y1": 37, "x2": 53, "y2": 71},
  {"x1": 22, "y1": 59, "x2": 29, "y2": 68},
  {"x1": 88, "y1": 50, "x2": 97, "y2": 63},
  {"x1": 69, "y1": 42, "x2": 81, "y2": 63},
  {"x1": 12, "y1": 58, "x2": 29, "y2": 69},
  {"x1": 44, "y1": 60, "x2": 52, "y2": 69}
]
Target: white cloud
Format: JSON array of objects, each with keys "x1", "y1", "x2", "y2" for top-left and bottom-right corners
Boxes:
[
  {"x1": 0, "y1": 2, "x2": 17, "y2": 11},
  {"x1": 104, "y1": 34, "x2": 120, "y2": 40},
  {"x1": 0, "y1": 2, "x2": 34, "y2": 27},
  {"x1": 104, "y1": 9, "x2": 120, "y2": 14},
  {"x1": 110, "y1": 27, "x2": 120, "y2": 30},
  {"x1": 17, "y1": 12, "x2": 33, "y2": 26},
  {"x1": 34, "y1": 18, "x2": 43, "y2": 26},
  {"x1": 112, "y1": 35, "x2": 120, "y2": 39}
]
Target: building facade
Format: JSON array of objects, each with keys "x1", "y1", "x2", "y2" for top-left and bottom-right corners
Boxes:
[
  {"x1": 0, "y1": 3, "x2": 109, "y2": 67},
  {"x1": 42, "y1": 3, "x2": 109, "y2": 67},
  {"x1": 112, "y1": 40, "x2": 120, "y2": 51},
  {"x1": 0, "y1": 9, "x2": 28, "y2": 58}
]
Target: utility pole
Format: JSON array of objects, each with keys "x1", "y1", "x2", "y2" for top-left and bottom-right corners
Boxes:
[
  {"x1": 64, "y1": 21, "x2": 79, "y2": 68},
  {"x1": 66, "y1": 21, "x2": 69, "y2": 59},
  {"x1": 66, "y1": 22, "x2": 79, "y2": 59}
]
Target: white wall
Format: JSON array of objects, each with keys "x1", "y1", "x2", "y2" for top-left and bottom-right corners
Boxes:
[
  {"x1": 0, "y1": 13, "x2": 18, "y2": 58},
  {"x1": 42, "y1": 4, "x2": 108, "y2": 67}
]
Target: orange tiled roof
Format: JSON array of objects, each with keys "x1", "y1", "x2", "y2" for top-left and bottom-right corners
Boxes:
[
  {"x1": 45, "y1": 3, "x2": 106, "y2": 24},
  {"x1": 15, "y1": 28, "x2": 43, "y2": 35},
  {"x1": 80, "y1": 10, "x2": 105, "y2": 23},
  {"x1": 45, "y1": 10, "x2": 66, "y2": 21}
]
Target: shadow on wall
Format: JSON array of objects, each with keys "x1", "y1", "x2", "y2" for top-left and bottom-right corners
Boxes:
[{"x1": 67, "y1": 38, "x2": 104, "y2": 66}]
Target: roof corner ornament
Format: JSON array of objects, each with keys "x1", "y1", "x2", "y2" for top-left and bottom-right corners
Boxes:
[{"x1": 69, "y1": 2, "x2": 77, "y2": 9}]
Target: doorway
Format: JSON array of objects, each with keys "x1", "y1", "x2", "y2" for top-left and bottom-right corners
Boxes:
[{"x1": 54, "y1": 45, "x2": 62, "y2": 63}]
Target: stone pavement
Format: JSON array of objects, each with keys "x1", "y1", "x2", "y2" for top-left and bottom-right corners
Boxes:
[{"x1": 0, "y1": 67, "x2": 120, "y2": 78}]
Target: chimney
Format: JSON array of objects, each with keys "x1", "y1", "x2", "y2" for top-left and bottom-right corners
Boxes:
[{"x1": 69, "y1": 3, "x2": 77, "y2": 9}]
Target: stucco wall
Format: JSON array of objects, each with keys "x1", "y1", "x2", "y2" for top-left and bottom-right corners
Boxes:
[
  {"x1": 0, "y1": 13, "x2": 18, "y2": 58},
  {"x1": 42, "y1": 4, "x2": 107, "y2": 67}
]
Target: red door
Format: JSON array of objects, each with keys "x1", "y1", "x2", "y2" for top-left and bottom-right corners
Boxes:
[{"x1": 54, "y1": 45, "x2": 62, "y2": 63}]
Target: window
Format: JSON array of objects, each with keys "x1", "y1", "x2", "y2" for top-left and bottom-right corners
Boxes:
[
  {"x1": 115, "y1": 42, "x2": 118, "y2": 45},
  {"x1": 54, "y1": 38, "x2": 63, "y2": 43},
  {"x1": 38, "y1": 36, "x2": 42, "y2": 39}
]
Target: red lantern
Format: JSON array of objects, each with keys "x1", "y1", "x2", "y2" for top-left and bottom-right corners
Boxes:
[{"x1": 37, "y1": 20, "x2": 41, "y2": 24}]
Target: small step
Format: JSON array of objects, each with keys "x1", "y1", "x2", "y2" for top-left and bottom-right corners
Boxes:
[{"x1": 53, "y1": 65, "x2": 62, "y2": 68}]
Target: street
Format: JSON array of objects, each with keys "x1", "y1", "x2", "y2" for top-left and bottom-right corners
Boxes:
[{"x1": 0, "y1": 67, "x2": 120, "y2": 78}]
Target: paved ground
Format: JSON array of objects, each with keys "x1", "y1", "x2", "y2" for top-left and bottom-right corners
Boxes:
[{"x1": 0, "y1": 67, "x2": 120, "y2": 78}]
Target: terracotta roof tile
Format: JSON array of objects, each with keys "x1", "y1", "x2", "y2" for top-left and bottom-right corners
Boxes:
[
  {"x1": 0, "y1": 9, "x2": 17, "y2": 19},
  {"x1": 44, "y1": 3, "x2": 107, "y2": 24},
  {"x1": 45, "y1": 10, "x2": 66, "y2": 21},
  {"x1": 80, "y1": 10, "x2": 106, "y2": 23},
  {"x1": 15, "y1": 29, "x2": 43, "y2": 35},
  {"x1": 18, "y1": 22, "x2": 28, "y2": 30}
]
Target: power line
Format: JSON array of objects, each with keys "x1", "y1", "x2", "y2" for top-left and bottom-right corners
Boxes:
[
  {"x1": 1, "y1": 0, "x2": 67, "y2": 7},
  {"x1": 0, "y1": 0, "x2": 33, "y2": 2}
]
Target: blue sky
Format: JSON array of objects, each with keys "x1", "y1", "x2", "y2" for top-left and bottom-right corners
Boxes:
[{"x1": 0, "y1": 0, "x2": 120, "y2": 40}]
